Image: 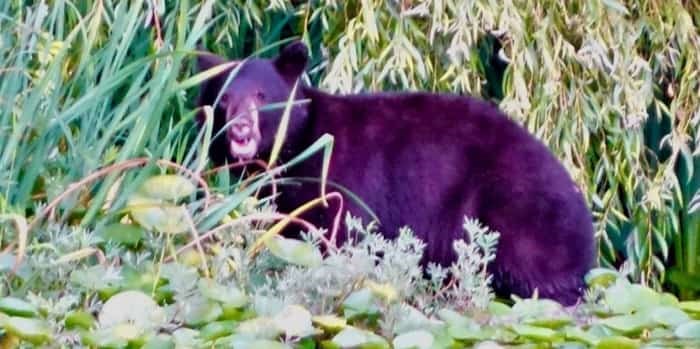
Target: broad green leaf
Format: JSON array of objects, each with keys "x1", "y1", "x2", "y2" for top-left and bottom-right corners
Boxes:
[
  {"x1": 172, "y1": 328, "x2": 202, "y2": 347},
  {"x1": 585, "y1": 268, "x2": 621, "y2": 288},
  {"x1": 182, "y1": 296, "x2": 223, "y2": 327},
  {"x1": 605, "y1": 281, "x2": 660, "y2": 314},
  {"x1": 98, "y1": 290, "x2": 166, "y2": 330},
  {"x1": 199, "y1": 320, "x2": 237, "y2": 341},
  {"x1": 229, "y1": 338, "x2": 292, "y2": 349},
  {"x1": 674, "y1": 320, "x2": 700, "y2": 339},
  {"x1": 488, "y1": 301, "x2": 512, "y2": 316},
  {"x1": 2, "y1": 316, "x2": 52, "y2": 345},
  {"x1": 447, "y1": 324, "x2": 489, "y2": 341},
  {"x1": 272, "y1": 304, "x2": 317, "y2": 338},
  {"x1": 81, "y1": 328, "x2": 130, "y2": 349},
  {"x1": 236, "y1": 317, "x2": 283, "y2": 339},
  {"x1": 127, "y1": 194, "x2": 189, "y2": 234},
  {"x1": 112, "y1": 323, "x2": 145, "y2": 342},
  {"x1": 142, "y1": 335, "x2": 175, "y2": 349},
  {"x1": 365, "y1": 280, "x2": 398, "y2": 303},
  {"x1": 511, "y1": 298, "x2": 570, "y2": 328},
  {"x1": 393, "y1": 330, "x2": 434, "y2": 349},
  {"x1": 198, "y1": 279, "x2": 249, "y2": 308},
  {"x1": 600, "y1": 313, "x2": 655, "y2": 335},
  {"x1": 510, "y1": 324, "x2": 559, "y2": 341},
  {"x1": 98, "y1": 222, "x2": 146, "y2": 247},
  {"x1": 649, "y1": 306, "x2": 690, "y2": 327},
  {"x1": 138, "y1": 174, "x2": 196, "y2": 201},
  {"x1": 343, "y1": 288, "x2": 380, "y2": 320},
  {"x1": 313, "y1": 315, "x2": 347, "y2": 332},
  {"x1": 264, "y1": 236, "x2": 323, "y2": 267},
  {"x1": 594, "y1": 336, "x2": 639, "y2": 349},
  {"x1": 332, "y1": 326, "x2": 390, "y2": 349},
  {"x1": 679, "y1": 301, "x2": 700, "y2": 314},
  {"x1": 0, "y1": 297, "x2": 39, "y2": 318},
  {"x1": 563, "y1": 326, "x2": 600, "y2": 345},
  {"x1": 64, "y1": 310, "x2": 96, "y2": 330}
]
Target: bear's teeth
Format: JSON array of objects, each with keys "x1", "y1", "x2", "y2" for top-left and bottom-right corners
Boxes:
[{"x1": 230, "y1": 139, "x2": 258, "y2": 159}]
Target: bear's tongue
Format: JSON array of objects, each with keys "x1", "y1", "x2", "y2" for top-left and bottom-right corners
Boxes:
[{"x1": 230, "y1": 137, "x2": 258, "y2": 160}]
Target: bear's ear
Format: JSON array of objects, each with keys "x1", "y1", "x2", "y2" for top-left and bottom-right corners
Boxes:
[
  {"x1": 273, "y1": 41, "x2": 308, "y2": 82},
  {"x1": 197, "y1": 50, "x2": 229, "y2": 73},
  {"x1": 197, "y1": 53, "x2": 226, "y2": 72}
]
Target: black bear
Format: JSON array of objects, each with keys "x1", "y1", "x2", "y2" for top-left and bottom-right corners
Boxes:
[{"x1": 195, "y1": 41, "x2": 596, "y2": 305}]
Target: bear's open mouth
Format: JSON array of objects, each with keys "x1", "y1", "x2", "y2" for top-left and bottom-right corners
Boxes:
[
  {"x1": 226, "y1": 100, "x2": 261, "y2": 160},
  {"x1": 229, "y1": 137, "x2": 258, "y2": 160}
]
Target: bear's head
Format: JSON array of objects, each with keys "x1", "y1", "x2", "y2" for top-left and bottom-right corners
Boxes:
[{"x1": 196, "y1": 41, "x2": 309, "y2": 163}]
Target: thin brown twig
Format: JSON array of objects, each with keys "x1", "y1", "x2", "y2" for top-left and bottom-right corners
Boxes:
[
  {"x1": 248, "y1": 191, "x2": 344, "y2": 259},
  {"x1": 183, "y1": 207, "x2": 210, "y2": 278},
  {"x1": 25, "y1": 157, "x2": 212, "y2": 241},
  {"x1": 203, "y1": 159, "x2": 279, "y2": 200},
  {"x1": 150, "y1": 0, "x2": 163, "y2": 49},
  {"x1": 165, "y1": 212, "x2": 332, "y2": 263}
]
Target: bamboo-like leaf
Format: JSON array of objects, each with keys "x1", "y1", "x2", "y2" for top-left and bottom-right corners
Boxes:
[{"x1": 268, "y1": 81, "x2": 300, "y2": 168}]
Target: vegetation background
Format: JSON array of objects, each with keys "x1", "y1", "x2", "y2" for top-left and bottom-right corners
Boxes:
[{"x1": 1, "y1": 0, "x2": 700, "y2": 348}]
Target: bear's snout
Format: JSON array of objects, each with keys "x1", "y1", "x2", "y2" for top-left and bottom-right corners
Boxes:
[{"x1": 226, "y1": 98, "x2": 262, "y2": 160}]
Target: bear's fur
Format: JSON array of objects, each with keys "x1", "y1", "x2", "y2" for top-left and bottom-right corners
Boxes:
[{"x1": 196, "y1": 41, "x2": 596, "y2": 305}]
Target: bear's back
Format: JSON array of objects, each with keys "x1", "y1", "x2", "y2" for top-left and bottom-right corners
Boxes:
[{"x1": 288, "y1": 87, "x2": 595, "y2": 305}]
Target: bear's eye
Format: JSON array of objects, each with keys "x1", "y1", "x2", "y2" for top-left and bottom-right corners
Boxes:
[
  {"x1": 219, "y1": 93, "x2": 229, "y2": 107},
  {"x1": 256, "y1": 91, "x2": 266, "y2": 101}
]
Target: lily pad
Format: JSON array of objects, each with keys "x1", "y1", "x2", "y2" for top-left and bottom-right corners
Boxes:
[
  {"x1": 393, "y1": 330, "x2": 434, "y2": 349},
  {"x1": 142, "y1": 334, "x2": 175, "y2": 349},
  {"x1": 126, "y1": 194, "x2": 189, "y2": 234},
  {"x1": 198, "y1": 279, "x2": 249, "y2": 308},
  {"x1": 563, "y1": 326, "x2": 599, "y2": 345},
  {"x1": 265, "y1": 236, "x2": 322, "y2": 267},
  {"x1": 512, "y1": 298, "x2": 570, "y2": 328},
  {"x1": 605, "y1": 281, "x2": 660, "y2": 314},
  {"x1": 649, "y1": 306, "x2": 690, "y2": 327},
  {"x1": 0, "y1": 297, "x2": 39, "y2": 318},
  {"x1": 228, "y1": 337, "x2": 292, "y2": 349},
  {"x1": 510, "y1": 324, "x2": 559, "y2": 341},
  {"x1": 81, "y1": 328, "x2": 129, "y2": 349},
  {"x1": 313, "y1": 315, "x2": 347, "y2": 332},
  {"x1": 98, "y1": 290, "x2": 166, "y2": 330},
  {"x1": 332, "y1": 326, "x2": 390, "y2": 349},
  {"x1": 272, "y1": 304, "x2": 316, "y2": 338},
  {"x1": 112, "y1": 323, "x2": 145, "y2": 343},
  {"x1": 488, "y1": 301, "x2": 512, "y2": 316},
  {"x1": 2, "y1": 316, "x2": 52, "y2": 345},
  {"x1": 98, "y1": 223, "x2": 146, "y2": 247},
  {"x1": 365, "y1": 280, "x2": 398, "y2": 303},
  {"x1": 182, "y1": 296, "x2": 223, "y2": 327},
  {"x1": 585, "y1": 268, "x2": 621, "y2": 288},
  {"x1": 674, "y1": 320, "x2": 700, "y2": 339},
  {"x1": 139, "y1": 174, "x2": 196, "y2": 201},
  {"x1": 200, "y1": 320, "x2": 237, "y2": 341},
  {"x1": 236, "y1": 317, "x2": 283, "y2": 339},
  {"x1": 447, "y1": 323, "x2": 489, "y2": 342},
  {"x1": 679, "y1": 301, "x2": 700, "y2": 314},
  {"x1": 343, "y1": 288, "x2": 381, "y2": 320},
  {"x1": 600, "y1": 313, "x2": 655, "y2": 335},
  {"x1": 594, "y1": 336, "x2": 639, "y2": 349},
  {"x1": 64, "y1": 310, "x2": 96, "y2": 330}
]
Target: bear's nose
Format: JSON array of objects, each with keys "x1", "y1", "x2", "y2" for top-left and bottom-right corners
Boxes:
[{"x1": 232, "y1": 123, "x2": 251, "y2": 137}]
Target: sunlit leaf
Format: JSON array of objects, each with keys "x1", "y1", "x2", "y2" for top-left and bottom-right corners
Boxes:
[
  {"x1": 98, "y1": 290, "x2": 166, "y2": 330},
  {"x1": 264, "y1": 235, "x2": 322, "y2": 267},
  {"x1": 138, "y1": 174, "x2": 196, "y2": 201},
  {"x1": 0, "y1": 297, "x2": 39, "y2": 318}
]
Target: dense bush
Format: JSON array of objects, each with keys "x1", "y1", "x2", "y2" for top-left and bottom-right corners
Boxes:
[{"x1": 0, "y1": 0, "x2": 699, "y2": 348}]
